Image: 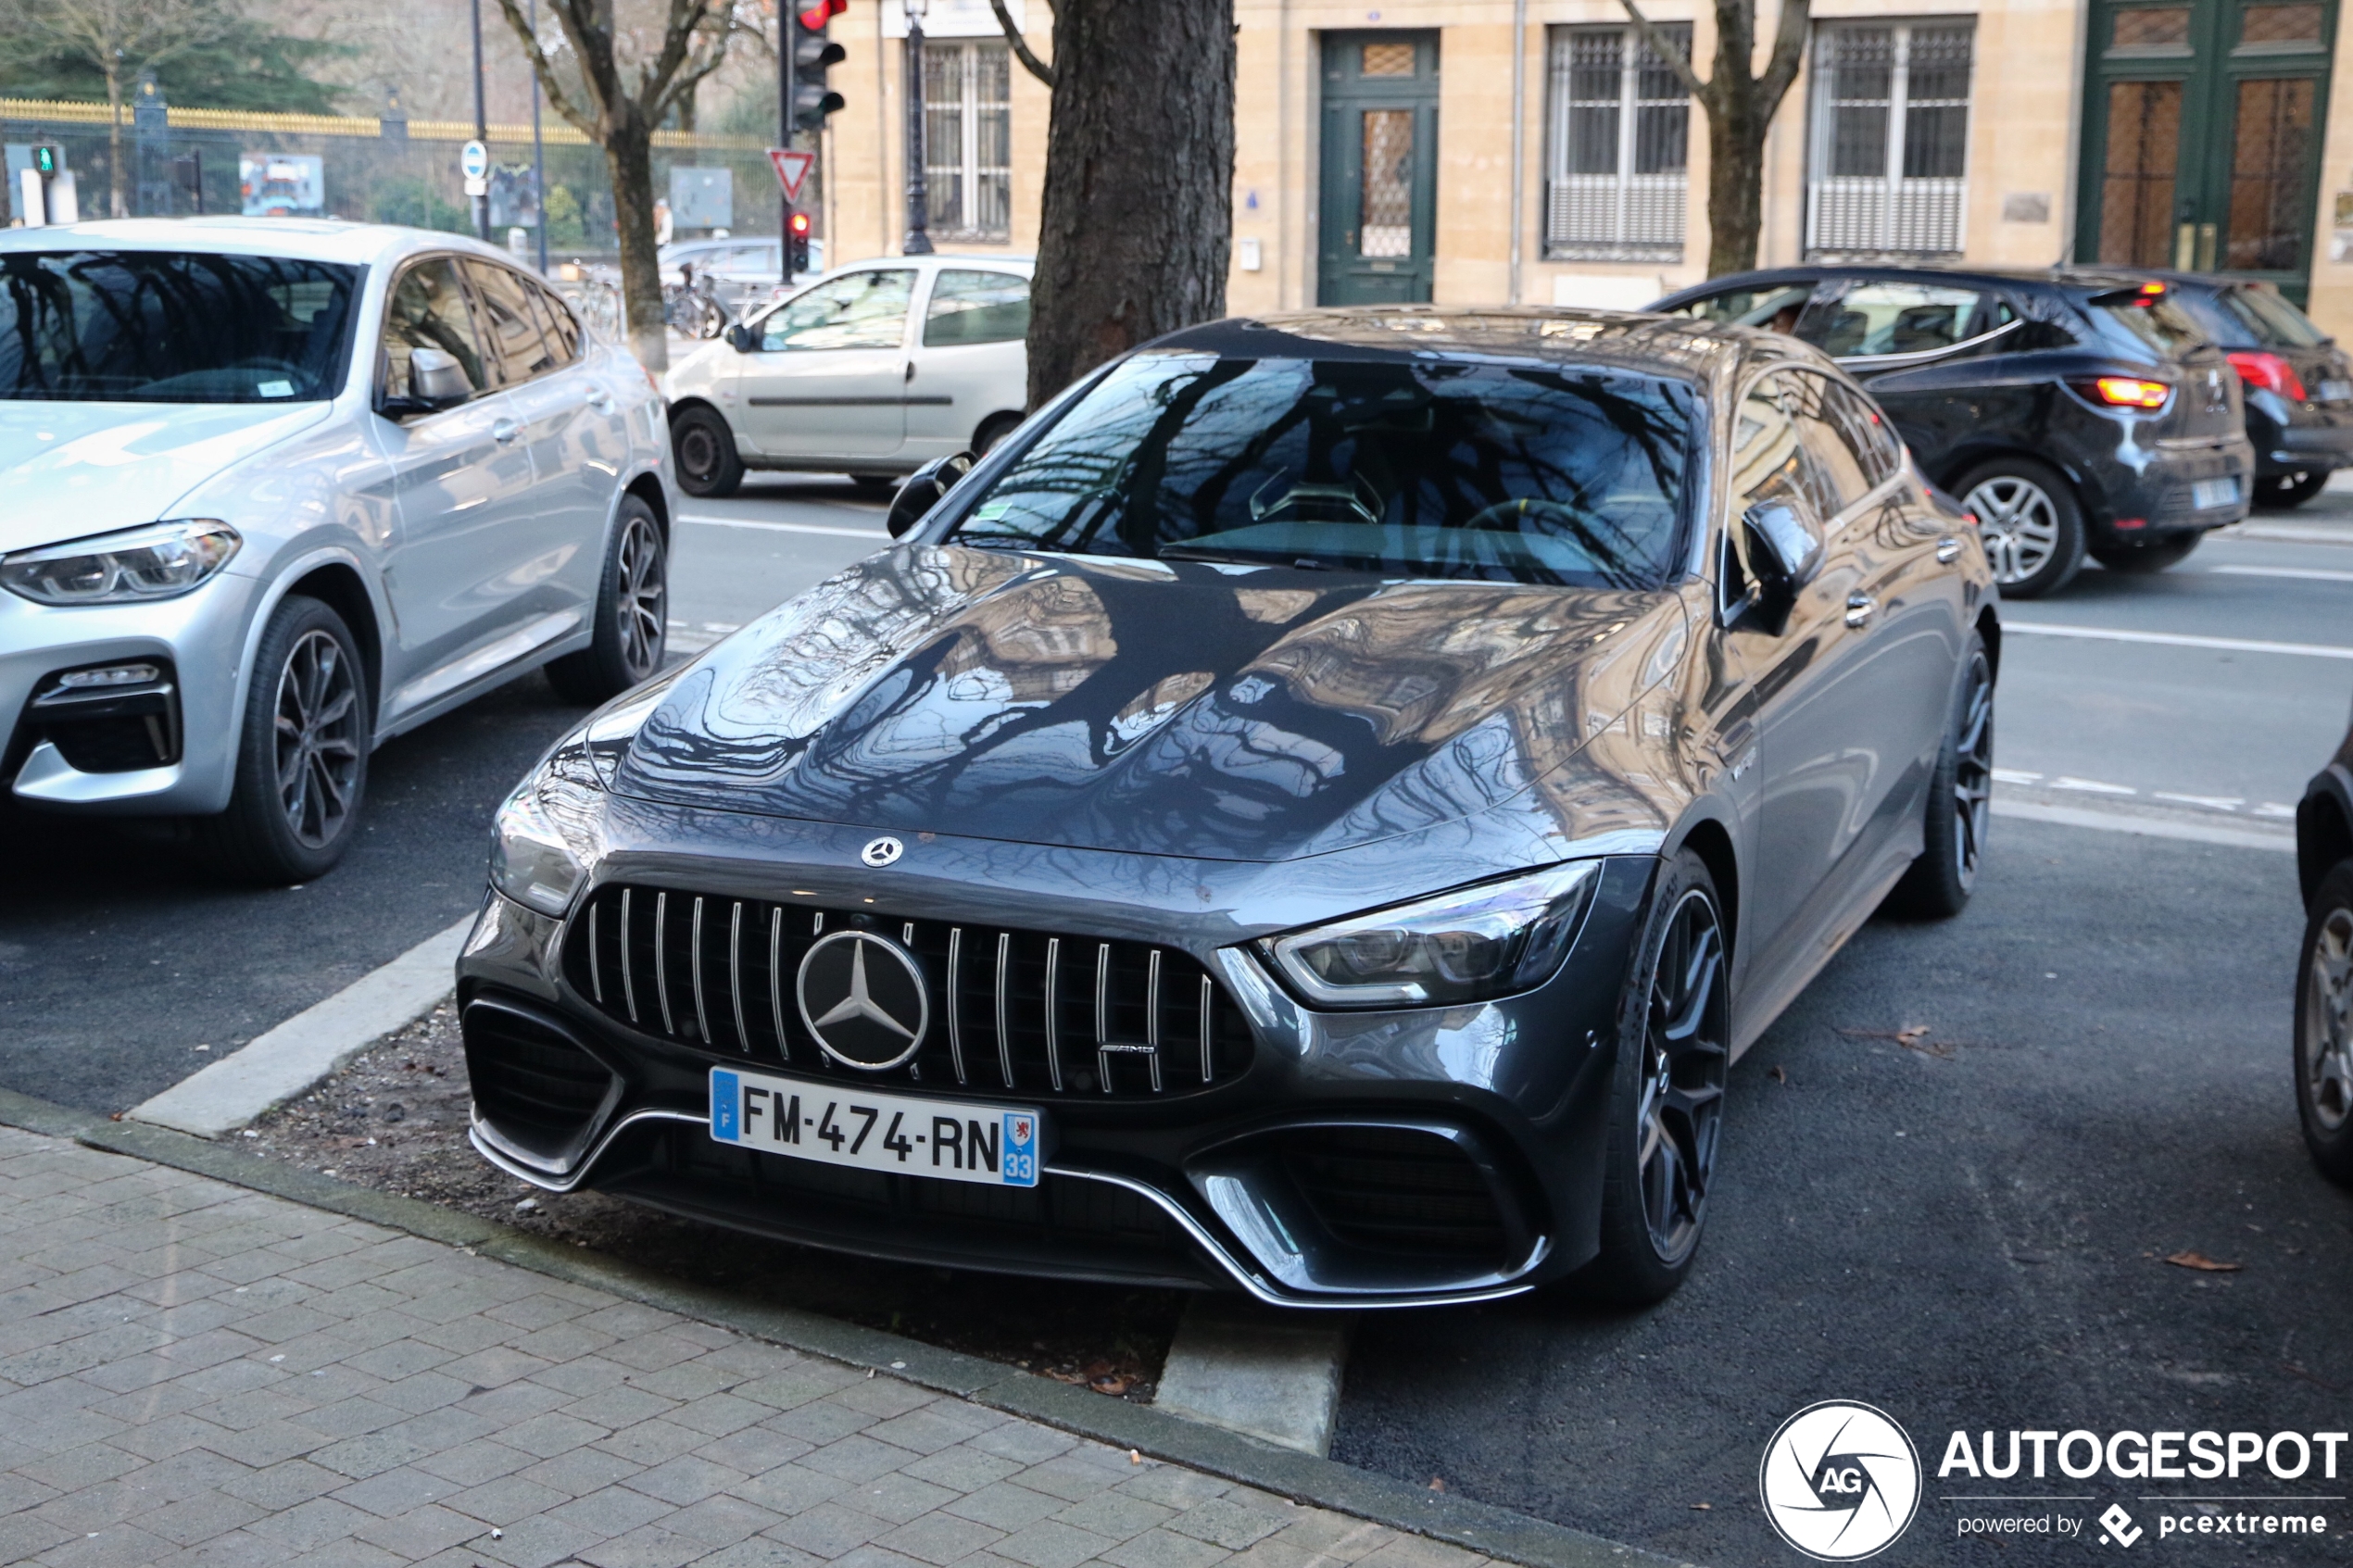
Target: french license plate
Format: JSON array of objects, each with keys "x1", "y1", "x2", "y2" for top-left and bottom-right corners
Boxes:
[
  {"x1": 709, "y1": 1067, "x2": 1040, "y2": 1187},
  {"x1": 2191, "y1": 477, "x2": 2239, "y2": 510},
  {"x1": 2319, "y1": 379, "x2": 2353, "y2": 403}
]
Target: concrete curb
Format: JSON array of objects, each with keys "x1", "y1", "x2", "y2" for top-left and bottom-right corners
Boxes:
[
  {"x1": 0, "y1": 1086, "x2": 1693, "y2": 1568},
  {"x1": 125, "y1": 916, "x2": 472, "y2": 1138}
]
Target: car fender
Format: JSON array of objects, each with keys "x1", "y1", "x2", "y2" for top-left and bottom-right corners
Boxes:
[{"x1": 2300, "y1": 759, "x2": 2353, "y2": 906}]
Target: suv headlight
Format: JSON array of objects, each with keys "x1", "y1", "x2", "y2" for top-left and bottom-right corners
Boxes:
[
  {"x1": 0, "y1": 521, "x2": 241, "y2": 605},
  {"x1": 1262, "y1": 860, "x2": 1601, "y2": 1009}
]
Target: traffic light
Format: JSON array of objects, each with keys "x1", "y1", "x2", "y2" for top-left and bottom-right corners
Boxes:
[
  {"x1": 31, "y1": 146, "x2": 58, "y2": 178},
  {"x1": 791, "y1": 0, "x2": 847, "y2": 134},
  {"x1": 786, "y1": 209, "x2": 813, "y2": 277}
]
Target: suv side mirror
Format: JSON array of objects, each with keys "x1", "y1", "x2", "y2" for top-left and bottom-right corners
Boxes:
[
  {"x1": 1743, "y1": 501, "x2": 1822, "y2": 591},
  {"x1": 886, "y1": 451, "x2": 975, "y2": 539},
  {"x1": 407, "y1": 345, "x2": 472, "y2": 407},
  {"x1": 724, "y1": 321, "x2": 756, "y2": 353}
]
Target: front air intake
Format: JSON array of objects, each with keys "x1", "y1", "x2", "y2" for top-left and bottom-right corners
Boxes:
[{"x1": 463, "y1": 997, "x2": 622, "y2": 1169}]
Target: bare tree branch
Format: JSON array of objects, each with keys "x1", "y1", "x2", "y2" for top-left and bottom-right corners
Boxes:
[
  {"x1": 489, "y1": 0, "x2": 598, "y2": 136},
  {"x1": 990, "y1": 0, "x2": 1056, "y2": 86},
  {"x1": 1617, "y1": 0, "x2": 1706, "y2": 101},
  {"x1": 1757, "y1": 0, "x2": 1812, "y2": 113}
]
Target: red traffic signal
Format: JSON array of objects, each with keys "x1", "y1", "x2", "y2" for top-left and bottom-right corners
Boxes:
[
  {"x1": 798, "y1": 0, "x2": 845, "y2": 29},
  {"x1": 788, "y1": 211, "x2": 812, "y2": 238}
]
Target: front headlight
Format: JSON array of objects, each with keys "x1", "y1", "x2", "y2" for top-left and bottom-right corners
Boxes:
[
  {"x1": 1263, "y1": 861, "x2": 1601, "y2": 1009},
  {"x1": 0, "y1": 520, "x2": 241, "y2": 605},
  {"x1": 490, "y1": 744, "x2": 609, "y2": 918}
]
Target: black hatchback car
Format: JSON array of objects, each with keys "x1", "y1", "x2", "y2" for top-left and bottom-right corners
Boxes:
[
  {"x1": 460, "y1": 308, "x2": 1997, "y2": 1310},
  {"x1": 1653, "y1": 267, "x2": 2255, "y2": 597},
  {"x1": 2154, "y1": 274, "x2": 2353, "y2": 509}
]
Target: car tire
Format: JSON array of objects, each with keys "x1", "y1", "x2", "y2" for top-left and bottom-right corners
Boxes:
[
  {"x1": 1575, "y1": 850, "x2": 1730, "y2": 1304},
  {"x1": 2255, "y1": 470, "x2": 2329, "y2": 509},
  {"x1": 670, "y1": 406, "x2": 744, "y2": 498},
  {"x1": 2090, "y1": 533, "x2": 2202, "y2": 573},
  {"x1": 1889, "y1": 634, "x2": 1993, "y2": 920},
  {"x1": 547, "y1": 496, "x2": 668, "y2": 705},
  {"x1": 197, "y1": 596, "x2": 369, "y2": 885},
  {"x1": 972, "y1": 412, "x2": 1022, "y2": 457},
  {"x1": 1958, "y1": 458, "x2": 2085, "y2": 599},
  {"x1": 2296, "y1": 859, "x2": 2353, "y2": 1188}
]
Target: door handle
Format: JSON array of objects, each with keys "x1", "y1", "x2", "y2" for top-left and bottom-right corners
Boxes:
[
  {"x1": 492, "y1": 418, "x2": 521, "y2": 445},
  {"x1": 903, "y1": 361, "x2": 917, "y2": 383},
  {"x1": 1936, "y1": 536, "x2": 1962, "y2": 564},
  {"x1": 1844, "y1": 594, "x2": 1876, "y2": 629},
  {"x1": 584, "y1": 387, "x2": 615, "y2": 412}
]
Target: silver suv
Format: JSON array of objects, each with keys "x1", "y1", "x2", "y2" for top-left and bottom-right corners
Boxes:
[{"x1": 0, "y1": 219, "x2": 674, "y2": 881}]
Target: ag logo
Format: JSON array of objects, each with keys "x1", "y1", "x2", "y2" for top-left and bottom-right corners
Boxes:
[{"x1": 1759, "y1": 1400, "x2": 1921, "y2": 1561}]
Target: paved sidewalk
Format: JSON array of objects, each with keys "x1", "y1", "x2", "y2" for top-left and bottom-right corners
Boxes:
[{"x1": 0, "y1": 1127, "x2": 1494, "y2": 1568}]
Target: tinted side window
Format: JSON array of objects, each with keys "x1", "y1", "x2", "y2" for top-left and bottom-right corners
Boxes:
[
  {"x1": 382, "y1": 258, "x2": 487, "y2": 402},
  {"x1": 1725, "y1": 373, "x2": 1820, "y2": 603},
  {"x1": 1824, "y1": 381, "x2": 1904, "y2": 486},
  {"x1": 1799, "y1": 281, "x2": 1984, "y2": 358},
  {"x1": 1784, "y1": 372, "x2": 1878, "y2": 514},
  {"x1": 525, "y1": 280, "x2": 581, "y2": 367},
  {"x1": 464, "y1": 260, "x2": 556, "y2": 384},
  {"x1": 1667, "y1": 282, "x2": 1814, "y2": 332},
  {"x1": 924, "y1": 270, "x2": 1032, "y2": 346}
]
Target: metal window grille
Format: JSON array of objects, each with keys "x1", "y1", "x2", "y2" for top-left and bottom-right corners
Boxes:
[
  {"x1": 1544, "y1": 24, "x2": 1690, "y2": 260},
  {"x1": 923, "y1": 41, "x2": 1012, "y2": 243},
  {"x1": 1806, "y1": 21, "x2": 1973, "y2": 258}
]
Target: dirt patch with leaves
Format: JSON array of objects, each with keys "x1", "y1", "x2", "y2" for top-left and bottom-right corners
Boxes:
[{"x1": 243, "y1": 1001, "x2": 1176, "y2": 1400}]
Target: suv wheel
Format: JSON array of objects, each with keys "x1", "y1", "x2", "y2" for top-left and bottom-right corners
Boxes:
[
  {"x1": 2296, "y1": 860, "x2": 2353, "y2": 1187},
  {"x1": 1959, "y1": 458, "x2": 2084, "y2": 598},
  {"x1": 671, "y1": 406, "x2": 744, "y2": 498},
  {"x1": 547, "y1": 497, "x2": 668, "y2": 703},
  {"x1": 199, "y1": 596, "x2": 369, "y2": 884},
  {"x1": 2256, "y1": 470, "x2": 2328, "y2": 509}
]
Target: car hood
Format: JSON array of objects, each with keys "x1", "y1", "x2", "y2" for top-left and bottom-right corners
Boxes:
[
  {"x1": 614, "y1": 545, "x2": 1689, "y2": 863},
  {"x1": 0, "y1": 401, "x2": 333, "y2": 553}
]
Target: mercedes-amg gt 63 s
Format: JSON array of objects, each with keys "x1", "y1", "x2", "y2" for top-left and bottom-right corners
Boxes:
[{"x1": 459, "y1": 308, "x2": 2000, "y2": 1308}]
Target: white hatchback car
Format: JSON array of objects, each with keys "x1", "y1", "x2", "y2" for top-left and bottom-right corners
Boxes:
[
  {"x1": 663, "y1": 254, "x2": 1031, "y2": 496},
  {"x1": 0, "y1": 219, "x2": 674, "y2": 882}
]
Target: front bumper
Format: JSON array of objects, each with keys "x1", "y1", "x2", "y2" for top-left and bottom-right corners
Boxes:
[
  {"x1": 455, "y1": 817, "x2": 1659, "y2": 1310},
  {"x1": 0, "y1": 571, "x2": 258, "y2": 815}
]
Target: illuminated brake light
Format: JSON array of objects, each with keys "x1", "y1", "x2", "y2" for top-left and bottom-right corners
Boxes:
[
  {"x1": 2227, "y1": 350, "x2": 2307, "y2": 403},
  {"x1": 2090, "y1": 376, "x2": 2171, "y2": 409}
]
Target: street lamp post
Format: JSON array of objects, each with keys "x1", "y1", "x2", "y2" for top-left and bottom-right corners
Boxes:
[
  {"x1": 530, "y1": 0, "x2": 548, "y2": 272},
  {"x1": 470, "y1": 0, "x2": 490, "y2": 241},
  {"x1": 902, "y1": 0, "x2": 933, "y2": 255}
]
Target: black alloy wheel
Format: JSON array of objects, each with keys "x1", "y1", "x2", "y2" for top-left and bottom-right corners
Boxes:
[
  {"x1": 548, "y1": 497, "x2": 668, "y2": 704},
  {"x1": 1891, "y1": 636, "x2": 1994, "y2": 918},
  {"x1": 1579, "y1": 851, "x2": 1730, "y2": 1303},
  {"x1": 200, "y1": 595, "x2": 370, "y2": 884},
  {"x1": 2296, "y1": 861, "x2": 2353, "y2": 1187},
  {"x1": 2256, "y1": 470, "x2": 2329, "y2": 509},
  {"x1": 671, "y1": 406, "x2": 744, "y2": 498}
]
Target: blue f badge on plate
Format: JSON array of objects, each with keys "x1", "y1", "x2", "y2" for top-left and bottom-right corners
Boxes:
[{"x1": 711, "y1": 1071, "x2": 741, "y2": 1140}]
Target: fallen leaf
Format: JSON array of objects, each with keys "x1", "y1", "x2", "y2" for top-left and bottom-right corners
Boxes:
[
  {"x1": 1428, "y1": 1477, "x2": 1446, "y2": 1492},
  {"x1": 1769, "y1": 1065, "x2": 1787, "y2": 1085},
  {"x1": 2162, "y1": 1251, "x2": 2242, "y2": 1273},
  {"x1": 1129, "y1": 1450, "x2": 1142, "y2": 1465},
  {"x1": 1088, "y1": 1374, "x2": 1133, "y2": 1397},
  {"x1": 1690, "y1": 1502, "x2": 1712, "y2": 1512},
  {"x1": 1896, "y1": 1025, "x2": 1930, "y2": 1045}
]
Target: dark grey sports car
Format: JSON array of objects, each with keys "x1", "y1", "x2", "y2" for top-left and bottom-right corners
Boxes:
[{"x1": 460, "y1": 308, "x2": 1999, "y2": 1309}]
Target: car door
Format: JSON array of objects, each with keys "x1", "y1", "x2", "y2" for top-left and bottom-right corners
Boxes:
[
  {"x1": 906, "y1": 267, "x2": 1030, "y2": 458},
  {"x1": 736, "y1": 267, "x2": 916, "y2": 462},
  {"x1": 1716, "y1": 368, "x2": 1883, "y2": 996},
  {"x1": 462, "y1": 258, "x2": 618, "y2": 627},
  {"x1": 373, "y1": 256, "x2": 547, "y2": 714}
]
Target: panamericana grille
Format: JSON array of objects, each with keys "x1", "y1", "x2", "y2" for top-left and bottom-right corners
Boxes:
[{"x1": 563, "y1": 884, "x2": 1254, "y2": 1098}]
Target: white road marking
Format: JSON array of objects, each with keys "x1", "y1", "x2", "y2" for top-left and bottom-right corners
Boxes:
[
  {"x1": 2049, "y1": 776, "x2": 2136, "y2": 796},
  {"x1": 128, "y1": 918, "x2": 475, "y2": 1138},
  {"x1": 2254, "y1": 802, "x2": 2298, "y2": 818},
  {"x1": 2154, "y1": 791, "x2": 2246, "y2": 810},
  {"x1": 2005, "y1": 621, "x2": 2353, "y2": 659},
  {"x1": 679, "y1": 514, "x2": 890, "y2": 542},
  {"x1": 1992, "y1": 768, "x2": 2043, "y2": 785},
  {"x1": 1991, "y1": 799, "x2": 2296, "y2": 852},
  {"x1": 2208, "y1": 564, "x2": 2353, "y2": 584}
]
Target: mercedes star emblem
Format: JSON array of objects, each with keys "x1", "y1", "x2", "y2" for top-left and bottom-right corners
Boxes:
[
  {"x1": 861, "y1": 835, "x2": 904, "y2": 868},
  {"x1": 797, "y1": 930, "x2": 929, "y2": 1070}
]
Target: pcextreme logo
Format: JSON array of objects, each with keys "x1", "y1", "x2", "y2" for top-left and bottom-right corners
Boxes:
[{"x1": 1759, "y1": 1400, "x2": 1924, "y2": 1561}]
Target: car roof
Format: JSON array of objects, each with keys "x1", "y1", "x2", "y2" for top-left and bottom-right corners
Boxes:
[
  {"x1": 0, "y1": 217, "x2": 524, "y2": 270},
  {"x1": 1153, "y1": 306, "x2": 1790, "y2": 380},
  {"x1": 1657, "y1": 260, "x2": 2208, "y2": 301}
]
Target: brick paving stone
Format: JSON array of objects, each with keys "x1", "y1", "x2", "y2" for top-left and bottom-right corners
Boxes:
[{"x1": 0, "y1": 1131, "x2": 1510, "y2": 1568}]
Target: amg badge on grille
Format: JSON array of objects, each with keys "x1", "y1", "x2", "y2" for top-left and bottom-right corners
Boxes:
[{"x1": 796, "y1": 930, "x2": 929, "y2": 1069}]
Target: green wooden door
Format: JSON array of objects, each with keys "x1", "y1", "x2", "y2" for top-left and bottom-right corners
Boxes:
[
  {"x1": 1318, "y1": 32, "x2": 1440, "y2": 306},
  {"x1": 2078, "y1": 0, "x2": 2336, "y2": 303}
]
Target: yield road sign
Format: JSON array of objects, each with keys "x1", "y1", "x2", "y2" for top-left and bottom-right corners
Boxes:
[{"x1": 768, "y1": 148, "x2": 815, "y2": 203}]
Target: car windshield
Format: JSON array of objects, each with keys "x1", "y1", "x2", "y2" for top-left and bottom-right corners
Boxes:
[
  {"x1": 2082, "y1": 290, "x2": 2211, "y2": 360},
  {"x1": 0, "y1": 250, "x2": 359, "y2": 403},
  {"x1": 2213, "y1": 284, "x2": 2329, "y2": 348},
  {"x1": 941, "y1": 352, "x2": 1699, "y2": 589}
]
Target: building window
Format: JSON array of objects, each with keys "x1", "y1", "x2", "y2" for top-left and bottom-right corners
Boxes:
[
  {"x1": 1544, "y1": 24, "x2": 1691, "y2": 260},
  {"x1": 924, "y1": 42, "x2": 1013, "y2": 242},
  {"x1": 1806, "y1": 20, "x2": 1975, "y2": 257}
]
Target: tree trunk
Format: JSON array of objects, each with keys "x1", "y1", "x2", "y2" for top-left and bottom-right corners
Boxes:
[
  {"x1": 103, "y1": 56, "x2": 126, "y2": 219},
  {"x1": 1704, "y1": 101, "x2": 1766, "y2": 277},
  {"x1": 1025, "y1": 0, "x2": 1235, "y2": 409},
  {"x1": 605, "y1": 123, "x2": 668, "y2": 374}
]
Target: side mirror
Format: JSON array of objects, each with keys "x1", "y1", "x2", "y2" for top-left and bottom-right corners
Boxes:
[
  {"x1": 886, "y1": 451, "x2": 975, "y2": 539},
  {"x1": 1743, "y1": 501, "x2": 1822, "y2": 591},
  {"x1": 724, "y1": 322, "x2": 756, "y2": 353},
  {"x1": 408, "y1": 345, "x2": 472, "y2": 408}
]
